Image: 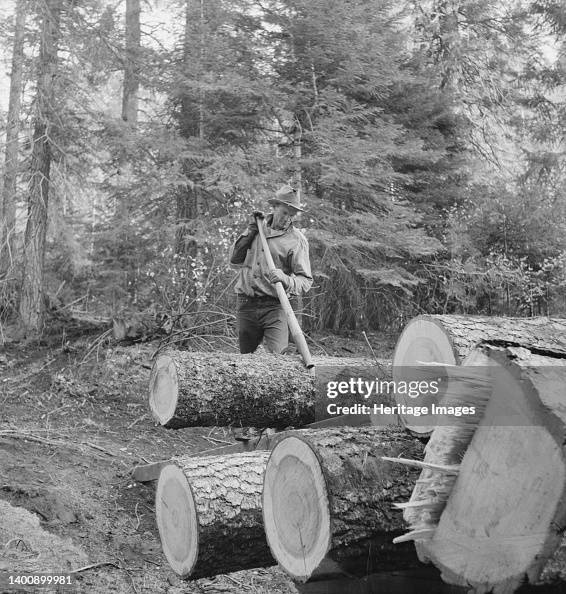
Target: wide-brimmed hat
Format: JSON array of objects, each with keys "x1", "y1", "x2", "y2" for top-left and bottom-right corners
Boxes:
[{"x1": 267, "y1": 185, "x2": 306, "y2": 212}]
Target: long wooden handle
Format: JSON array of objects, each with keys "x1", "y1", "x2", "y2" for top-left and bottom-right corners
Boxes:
[{"x1": 256, "y1": 217, "x2": 315, "y2": 371}]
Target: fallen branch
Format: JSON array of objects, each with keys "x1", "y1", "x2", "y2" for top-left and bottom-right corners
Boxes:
[
  {"x1": 70, "y1": 560, "x2": 140, "y2": 594},
  {"x1": 71, "y1": 561, "x2": 121, "y2": 574},
  {"x1": 80, "y1": 441, "x2": 118, "y2": 457},
  {"x1": 80, "y1": 328, "x2": 113, "y2": 363},
  {"x1": 0, "y1": 430, "x2": 119, "y2": 459}
]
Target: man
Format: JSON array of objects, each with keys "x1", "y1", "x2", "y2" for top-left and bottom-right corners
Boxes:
[{"x1": 230, "y1": 185, "x2": 313, "y2": 354}]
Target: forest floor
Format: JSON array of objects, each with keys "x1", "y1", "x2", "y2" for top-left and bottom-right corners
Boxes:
[{"x1": 0, "y1": 326, "x2": 397, "y2": 594}]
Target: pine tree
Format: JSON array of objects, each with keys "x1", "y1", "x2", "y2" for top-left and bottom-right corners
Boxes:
[
  {"x1": 19, "y1": 0, "x2": 64, "y2": 334},
  {"x1": 1, "y1": 0, "x2": 26, "y2": 274}
]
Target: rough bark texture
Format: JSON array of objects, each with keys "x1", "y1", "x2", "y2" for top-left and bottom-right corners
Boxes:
[
  {"x1": 302, "y1": 427, "x2": 423, "y2": 561},
  {"x1": 122, "y1": 0, "x2": 140, "y2": 124},
  {"x1": 149, "y1": 350, "x2": 375, "y2": 428},
  {"x1": 421, "y1": 345, "x2": 566, "y2": 594},
  {"x1": 19, "y1": 0, "x2": 61, "y2": 333},
  {"x1": 264, "y1": 426, "x2": 425, "y2": 580},
  {"x1": 1, "y1": 0, "x2": 26, "y2": 271},
  {"x1": 158, "y1": 451, "x2": 273, "y2": 579},
  {"x1": 132, "y1": 432, "x2": 277, "y2": 482}
]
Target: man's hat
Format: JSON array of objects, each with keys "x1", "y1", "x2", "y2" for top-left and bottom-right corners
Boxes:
[{"x1": 267, "y1": 185, "x2": 306, "y2": 212}]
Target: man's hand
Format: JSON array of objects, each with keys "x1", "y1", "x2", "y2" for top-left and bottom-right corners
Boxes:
[
  {"x1": 268, "y1": 269, "x2": 290, "y2": 288},
  {"x1": 247, "y1": 211, "x2": 264, "y2": 235}
]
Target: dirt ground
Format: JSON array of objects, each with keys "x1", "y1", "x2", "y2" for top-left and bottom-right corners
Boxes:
[{"x1": 0, "y1": 328, "x2": 396, "y2": 594}]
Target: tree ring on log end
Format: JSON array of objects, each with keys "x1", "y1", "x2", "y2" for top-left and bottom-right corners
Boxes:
[
  {"x1": 393, "y1": 316, "x2": 458, "y2": 370},
  {"x1": 155, "y1": 463, "x2": 198, "y2": 578},
  {"x1": 149, "y1": 355, "x2": 178, "y2": 425},
  {"x1": 388, "y1": 317, "x2": 457, "y2": 435},
  {"x1": 263, "y1": 436, "x2": 331, "y2": 581}
]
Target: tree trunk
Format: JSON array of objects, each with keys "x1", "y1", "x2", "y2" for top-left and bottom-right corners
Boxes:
[
  {"x1": 262, "y1": 426, "x2": 425, "y2": 582},
  {"x1": 293, "y1": 119, "x2": 304, "y2": 327},
  {"x1": 174, "y1": 0, "x2": 207, "y2": 261},
  {"x1": 148, "y1": 350, "x2": 376, "y2": 428},
  {"x1": 19, "y1": 0, "x2": 62, "y2": 334},
  {"x1": 390, "y1": 315, "x2": 566, "y2": 434},
  {"x1": 156, "y1": 450, "x2": 273, "y2": 579},
  {"x1": 122, "y1": 0, "x2": 140, "y2": 124},
  {"x1": 399, "y1": 343, "x2": 566, "y2": 593},
  {"x1": 1, "y1": 0, "x2": 26, "y2": 272}
]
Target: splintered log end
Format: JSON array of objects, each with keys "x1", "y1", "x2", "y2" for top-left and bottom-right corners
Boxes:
[
  {"x1": 397, "y1": 355, "x2": 495, "y2": 549},
  {"x1": 155, "y1": 464, "x2": 197, "y2": 578},
  {"x1": 382, "y1": 457, "x2": 460, "y2": 475},
  {"x1": 424, "y1": 346, "x2": 566, "y2": 591},
  {"x1": 393, "y1": 528, "x2": 435, "y2": 544},
  {"x1": 262, "y1": 436, "x2": 331, "y2": 582},
  {"x1": 149, "y1": 355, "x2": 179, "y2": 426}
]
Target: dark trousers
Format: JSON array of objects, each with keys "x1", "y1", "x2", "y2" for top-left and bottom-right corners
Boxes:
[{"x1": 237, "y1": 295, "x2": 288, "y2": 354}]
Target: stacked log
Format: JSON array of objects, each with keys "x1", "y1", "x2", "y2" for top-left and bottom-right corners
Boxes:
[
  {"x1": 262, "y1": 426, "x2": 425, "y2": 582},
  {"x1": 390, "y1": 315, "x2": 566, "y2": 434},
  {"x1": 392, "y1": 342, "x2": 566, "y2": 593},
  {"x1": 151, "y1": 315, "x2": 566, "y2": 591},
  {"x1": 155, "y1": 450, "x2": 273, "y2": 579},
  {"x1": 149, "y1": 351, "x2": 375, "y2": 428}
]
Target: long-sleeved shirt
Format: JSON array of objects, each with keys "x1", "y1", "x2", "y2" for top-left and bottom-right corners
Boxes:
[{"x1": 229, "y1": 221, "x2": 313, "y2": 298}]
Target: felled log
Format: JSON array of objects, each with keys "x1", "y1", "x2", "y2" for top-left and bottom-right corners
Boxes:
[
  {"x1": 262, "y1": 426, "x2": 425, "y2": 582},
  {"x1": 390, "y1": 315, "x2": 566, "y2": 434},
  {"x1": 396, "y1": 343, "x2": 566, "y2": 593},
  {"x1": 149, "y1": 351, "x2": 375, "y2": 428},
  {"x1": 155, "y1": 450, "x2": 273, "y2": 579}
]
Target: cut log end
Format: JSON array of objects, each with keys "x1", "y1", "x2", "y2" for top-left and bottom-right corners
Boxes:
[
  {"x1": 390, "y1": 317, "x2": 457, "y2": 435},
  {"x1": 263, "y1": 436, "x2": 331, "y2": 581},
  {"x1": 393, "y1": 317, "x2": 458, "y2": 371},
  {"x1": 155, "y1": 464, "x2": 198, "y2": 578},
  {"x1": 390, "y1": 315, "x2": 566, "y2": 436},
  {"x1": 149, "y1": 355, "x2": 178, "y2": 426}
]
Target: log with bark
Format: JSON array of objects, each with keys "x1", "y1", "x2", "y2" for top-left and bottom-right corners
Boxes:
[
  {"x1": 394, "y1": 343, "x2": 566, "y2": 593},
  {"x1": 155, "y1": 450, "x2": 273, "y2": 579},
  {"x1": 389, "y1": 315, "x2": 566, "y2": 434},
  {"x1": 262, "y1": 426, "x2": 425, "y2": 582},
  {"x1": 149, "y1": 351, "x2": 376, "y2": 429}
]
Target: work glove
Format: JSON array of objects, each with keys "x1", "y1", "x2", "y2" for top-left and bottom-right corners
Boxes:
[{"x1": 268, "y1": 269, "x2": 290, "y2": 289}]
